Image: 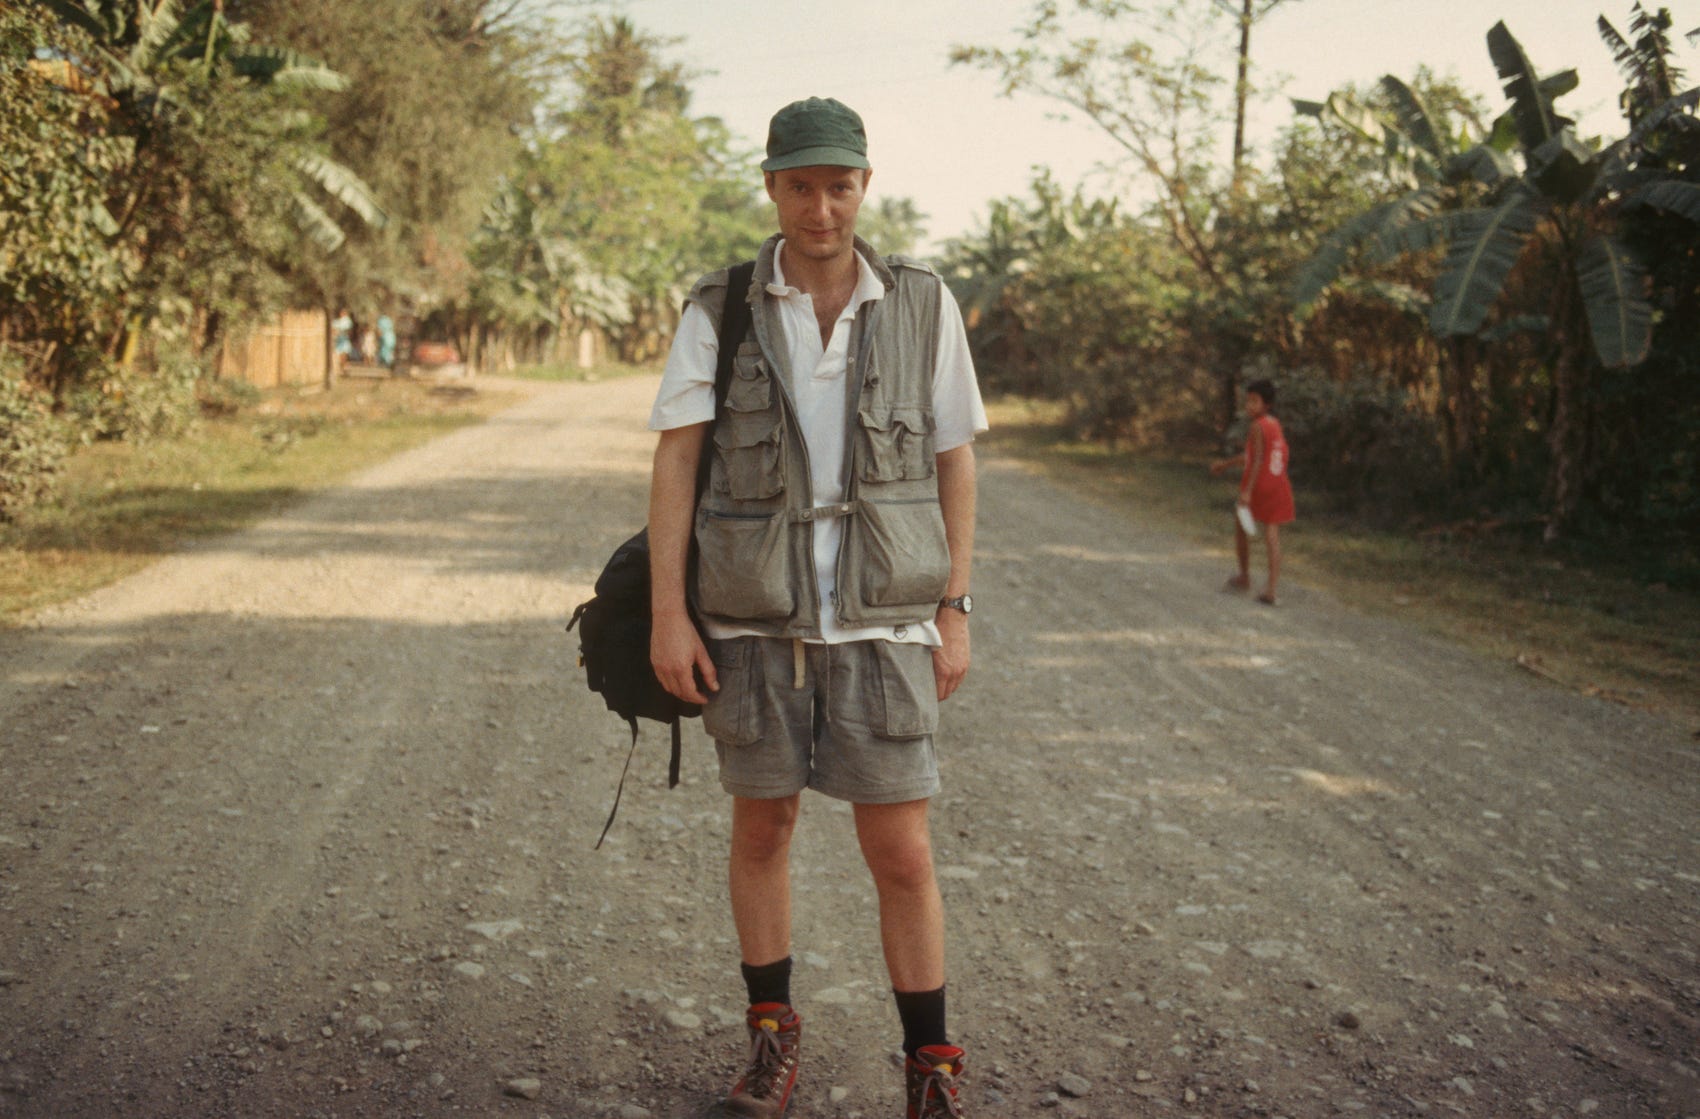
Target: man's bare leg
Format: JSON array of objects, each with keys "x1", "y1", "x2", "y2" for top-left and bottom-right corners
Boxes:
[
  {"x1": 853, "y1": 798, "x2": 944, "y2": 991},
  {"x1": 730, "y1": 794, "x2": 800, "y2": 966}
]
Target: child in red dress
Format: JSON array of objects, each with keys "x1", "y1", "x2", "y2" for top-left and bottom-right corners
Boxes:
[{"x1": 1209, "y1": 379, "x2": 1294, "y2": 604}]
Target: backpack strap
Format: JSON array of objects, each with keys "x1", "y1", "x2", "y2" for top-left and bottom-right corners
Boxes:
[
  {"x1": 695, "y1": 259, "x2": 757, "y2": 497},
  {"x1": 666, "y1": 259, "x2": 755, "y2": 798}
]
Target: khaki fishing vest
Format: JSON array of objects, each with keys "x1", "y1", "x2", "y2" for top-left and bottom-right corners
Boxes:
[{"x1": 684, "y1": 234, "x2": 950, "y2": 638}]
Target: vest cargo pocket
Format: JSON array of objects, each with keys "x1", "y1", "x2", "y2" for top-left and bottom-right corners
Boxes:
[
  {"x1": 695, "y1": 510, "x2": 795, "y2": 620},
  {"x1": 872, "y1": 641, "x2": 939, "y2": 740},
  {"x1": 713, "y1": 412, "x2": 784, "y2": 500},
  {"x1": 849, "y1": 499, "x2": 951, "y2": 608},
  {"x1": 856, "y1": 407, "x2": 935, "y2": 483},
  {"x1": 702, "y1": 637, "x2": 761, "y2": 747}
]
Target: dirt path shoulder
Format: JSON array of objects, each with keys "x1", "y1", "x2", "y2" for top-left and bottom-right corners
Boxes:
[{"x1": 1, "y1": 377, "x2": 1696, "y2": 1118}]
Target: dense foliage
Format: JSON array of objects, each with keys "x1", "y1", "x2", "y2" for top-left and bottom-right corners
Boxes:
[{"x1": 948, "y1": 2, "x2": 1698, "y2": 573}]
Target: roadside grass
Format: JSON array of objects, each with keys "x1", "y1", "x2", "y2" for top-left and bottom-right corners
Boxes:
[
  {"x1": 499, "y1": 360, "x2": 657, "y2": 383},
  {"x1": 983, "y1": 398, "x2": 1700, "y2": 730},
  {"x1": 0, "y1": 377, "x2": 530, "y2": 624}
]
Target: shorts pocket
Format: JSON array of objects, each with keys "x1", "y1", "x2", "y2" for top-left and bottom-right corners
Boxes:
[
  {"x1": 872, "y1": 642, "x2": 939, "y2": 740},
  {"x1": 696, "y1": 511, "x2": 795, "y2": 620},
  {"x1": 702, "y1": 638, "x2": 761, "y2": 747},
  {"x1": 857, "y1": 406, "x2": 935, "y2": 483},
  {"x1": 850, "y1": 499, "x2": 952, "y2": 608}
]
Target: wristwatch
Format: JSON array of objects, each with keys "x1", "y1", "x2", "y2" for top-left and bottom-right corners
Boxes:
[{"x1": 939, "y1": 593, "x2": 973, "y2": 615}]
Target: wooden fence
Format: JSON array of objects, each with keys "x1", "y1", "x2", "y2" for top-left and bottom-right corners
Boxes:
[{"x1": 217, "y1": 309, "x2": 327, "y2": 388}]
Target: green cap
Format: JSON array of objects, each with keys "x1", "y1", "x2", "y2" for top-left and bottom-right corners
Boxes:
[{"x1": 761, "y1": 97, "x2": 869, "y2": 172}]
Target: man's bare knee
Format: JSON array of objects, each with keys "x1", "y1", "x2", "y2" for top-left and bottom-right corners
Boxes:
[{"x1": 732, "y1": 796, "x2": 800, "y2": 860}]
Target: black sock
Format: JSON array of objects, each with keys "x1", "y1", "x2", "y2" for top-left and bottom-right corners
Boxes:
[
  {"x1": 741, "y1": 956, "x2": 793, "y2": 1008},
  {"x1": 894, "y1": 985, "x2": 948, "y2": 1057}
]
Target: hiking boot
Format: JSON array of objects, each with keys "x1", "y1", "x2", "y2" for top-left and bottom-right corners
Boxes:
[
  {"x1": 905, "y1": 1044, "x2": 967, "y2": 1118},
  {"x1": 724, "y1": 1002, "x2": 802, "y2": 1118}
]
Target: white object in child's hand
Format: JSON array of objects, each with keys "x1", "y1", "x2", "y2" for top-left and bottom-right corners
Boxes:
[{"x1": 1236, "y1": 504, "x2": 1258, "y2": 537}]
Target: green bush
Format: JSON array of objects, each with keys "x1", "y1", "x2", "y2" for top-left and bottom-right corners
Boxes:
[
  {"x1": 0, "y1": 359, "x2": 68, "y2": 522},
  {"x1": 65, "y1": 350, "x2": 205, "y2": 443},
  {"x1": 1270, "y1": 369, "x2": 1449, "y2": 517}
]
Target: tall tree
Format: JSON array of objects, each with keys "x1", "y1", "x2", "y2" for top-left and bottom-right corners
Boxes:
[
  {"x1": 1293, "y1": 17, "x2": 1700, "y2": 537},
  {"x1": 953, "y1": 0, "x2": 1292, "y2": 427},
  {"x1": 7, "y1": 0, "x2": 381, "y2": 392},
  {"x1": 230, "y1": 0, "x2": 541, "y2": 315}
]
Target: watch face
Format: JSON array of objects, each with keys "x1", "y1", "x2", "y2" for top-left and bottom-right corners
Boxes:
[{"x1": 960, "y1": 593, "x2": 973, "y2": 614}]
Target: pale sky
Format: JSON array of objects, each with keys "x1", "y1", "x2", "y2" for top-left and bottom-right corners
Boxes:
[{"x1": 622, "y1": 0, "x2": 1690, "y2": 249}]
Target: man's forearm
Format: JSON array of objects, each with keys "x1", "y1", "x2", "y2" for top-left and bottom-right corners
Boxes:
[
  {"x1": 650, "y1": 424, "x2": 707, "y2": 617},
  {"x1": 936, "y1": 444, "x2": 977, "y2": 596}
]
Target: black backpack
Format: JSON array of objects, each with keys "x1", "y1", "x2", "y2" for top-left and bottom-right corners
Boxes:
[{"x1": 567, "y1": 260, "x2": 755, "y2": 847}]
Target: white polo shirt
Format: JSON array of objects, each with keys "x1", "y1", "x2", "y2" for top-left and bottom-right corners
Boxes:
[{"x1": 650, "y1": 243, "x2": 988, "y2": 645}]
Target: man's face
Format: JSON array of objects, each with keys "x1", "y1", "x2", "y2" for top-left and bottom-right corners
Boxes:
[{"x1": 765, "y1": 166, "x2": 871, "y2": 264}]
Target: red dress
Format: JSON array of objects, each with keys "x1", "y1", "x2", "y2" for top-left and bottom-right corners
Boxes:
[{"x1": 1241, "y1": 414, "x2": 1295, "y2": 525}]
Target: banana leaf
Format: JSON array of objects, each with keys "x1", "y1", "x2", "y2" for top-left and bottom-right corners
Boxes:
[
  {"x1": 1486, "y1": 22, "x2": 1566, "y2": 151},
  {"x1": 1446, "y1": 144, "x2": 1517, "y2": 187},
  {"x1": 1626, "y1": 180, "x2": 1700, "y2": 223},
  {"x1": 1338, "y1": 278, "x2": 1431, "y2": 319},
  {"x1": 1577, "y1": 235, "x2": 1651, "y2": 368},
  {"x1": 291, "y1": 192, "x2": 346, "y2": 253},
  {"x1": 1364, "y1": 187, "x2": 1449, "y2": 260},
  {"x1": 1430, "y1": 189, "x2": 1543, "y2": 337},
  {"x1": 1379, "y1": 75, "x2": 1443, "y2": 158},
  {"x1": 1528, "y1": 130, "x2": 1599, "y2": 203},
  {"x1": 293, "y1": 152, "x2": 387, "y2": 229},
  {"x1": 229, "y1": 46, "x2": 348, "y2": 91},
  {"x1": 1290, "y1": 199, "x2": 1397, "y2": 313}
]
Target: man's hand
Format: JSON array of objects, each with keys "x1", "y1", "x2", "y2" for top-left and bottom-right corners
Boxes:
[
  {"x1": 932, "y1": 608, "x2": 971, "y2": 701},
  {"x1": 652, "y1": 611, "x2": 717, "y2": 705}
]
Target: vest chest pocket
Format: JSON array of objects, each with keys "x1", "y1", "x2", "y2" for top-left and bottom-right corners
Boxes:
[
  {"x1": 714, "y1": 368, "x2": 784, "y2": 500},
  {"x1": 856, "y1": 406, "x2": 935, "y2": 483}
]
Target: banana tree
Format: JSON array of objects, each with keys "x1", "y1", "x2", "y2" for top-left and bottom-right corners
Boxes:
[
  {"x1": 31, "y1": 0, "x2": 384, "y2": 381},
  {"x1": 40, "y1": 0, "x2": 384, "y2": 250},
  {"x1": 1293, "y1": 16, "x2": 1700, "y2": 538}
]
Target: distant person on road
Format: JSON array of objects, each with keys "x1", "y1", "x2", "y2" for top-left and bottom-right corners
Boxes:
[
  {"x1": 647, "y1": 96, "x2": 986, "y2": 1118},
  {"x1": 1210, "y1": 378, "x2": 1295, "y2": 604},
  {"x1": 376, "y1": 313, "x2": 397, "y2": 369},
  {"x1": 331, "y1": 307, "x2": 354, "y2": 376}
]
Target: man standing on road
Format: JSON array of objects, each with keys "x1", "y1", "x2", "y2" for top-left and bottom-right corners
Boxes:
[{"x1": 646, "y1": 96, "x2": 986, "y2": 1118}]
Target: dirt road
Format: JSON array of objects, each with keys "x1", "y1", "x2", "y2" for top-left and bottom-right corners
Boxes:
[{"x1": 2, "y1": 376, "x2": 1696, "y2": 1119}]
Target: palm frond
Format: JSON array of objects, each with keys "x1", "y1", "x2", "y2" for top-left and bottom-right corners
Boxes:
[
  {"x1": 1430, "y1": 189, "x2": 1543, "y2": 337},
  {"x1": 1592, "y1": 87, "x2": 1700, "y2": 193},
  {"x1": 1598, "y1": 14, "x2": 1635, "y2": 75},
  {"x1": 228, "y1": 46, "x2": 347, "y2": 91},
  {"x1": 291, "y1": 191, "x2": 346, "y2": 253},
  {"x1": 37, "y1": 0, "x2": 117, "y2": 43},
  {"x1": 293, "y1": 152, "x2": 387, "y2": 229},
  {"x1": 1577, "y1": 234, "x2": 1651, "y2": 368},
  {"x1": 128, "y1": 0, "x2": 183, "y2": 71}
]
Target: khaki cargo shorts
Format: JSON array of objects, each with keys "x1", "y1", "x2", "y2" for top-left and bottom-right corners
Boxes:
[{"x1": 701, "y1": 636, "x2": 941, "y2": 803}]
